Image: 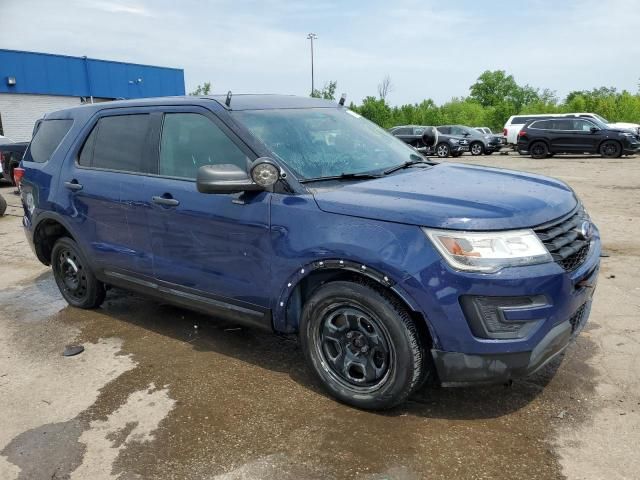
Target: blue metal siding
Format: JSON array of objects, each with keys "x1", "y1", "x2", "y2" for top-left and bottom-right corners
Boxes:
[{"x1": 0, "y1": 49, "x2": 185, "y2": 98}]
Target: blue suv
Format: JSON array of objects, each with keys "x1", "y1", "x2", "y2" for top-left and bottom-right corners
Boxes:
[{"x1": 19, "y1": 95, "x2": 600, "y2": 409}]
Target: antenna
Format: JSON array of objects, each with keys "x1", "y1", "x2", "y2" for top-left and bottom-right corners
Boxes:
[
  {"x1": 225, "y1": 91, "x2": 232, "y2": 107},
  {"x1": 339, "y1": 93, "x2": 347, "y2": 106}
]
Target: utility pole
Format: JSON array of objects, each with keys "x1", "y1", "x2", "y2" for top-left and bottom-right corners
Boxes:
[{"x1": 307, "y1": 33, "x2": 317, "y2": 94}]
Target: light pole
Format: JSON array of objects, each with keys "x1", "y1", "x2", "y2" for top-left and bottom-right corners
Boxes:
[{"x1": 307, "y1": 33, "x2": 317, "y2": 94}]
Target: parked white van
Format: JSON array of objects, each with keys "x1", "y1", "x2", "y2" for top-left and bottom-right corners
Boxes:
[{"x1": 503, "y1": 113, "x2": 640, "y2": 146}]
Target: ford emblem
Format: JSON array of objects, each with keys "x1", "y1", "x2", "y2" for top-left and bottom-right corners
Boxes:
[{"x1": 578, "y1": 221, "x2": 593, "y2": 240}]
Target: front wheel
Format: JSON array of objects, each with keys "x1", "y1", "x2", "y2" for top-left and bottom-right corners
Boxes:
[
  {"x1": 435, "y1": 143, "x2": 450, "y2": 158},
  {"x1": 300, "y1": 281, "x2": 429, "y2": 410},
  {"x1": 470, "y1": 142, "x2": 484, "y2": 156},
  {"x1": 600, "y1": 140, "x2": 622, "y2": 158},
  {"x1": 51, "y1": 237, "x2": 106, "y2": 309}
]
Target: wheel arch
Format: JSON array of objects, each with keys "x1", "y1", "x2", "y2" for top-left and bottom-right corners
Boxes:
[
  {"x1": 32, "y1": 212, "x2": 79, "y2": 266},
  {"x1": 275, "y1": 259, "x2": 437, "y2": 349}
]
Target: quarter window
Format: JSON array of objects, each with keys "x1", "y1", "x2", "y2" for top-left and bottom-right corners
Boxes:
[
  {"x1": 79, "y1": 114, "x2": 152, "y2": 173},
  {"x1": 26, "y1": 119, "x2": 73, "y2": 163},
  {"x1": 159, "y1": 113, "x2": 249, "y2": 179}
]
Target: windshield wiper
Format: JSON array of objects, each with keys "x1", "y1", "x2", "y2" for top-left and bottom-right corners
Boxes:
[
  {"x1": 300, "y1": 172, "x2": 383, "y2": 183},
  {"x1": 383, "y1": 159, "x2": 433, "y2": 175}
]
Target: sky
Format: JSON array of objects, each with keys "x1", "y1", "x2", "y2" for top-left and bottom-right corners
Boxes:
[{"x1": 1, "y1": 0, "x2": 639, "y2": 105}]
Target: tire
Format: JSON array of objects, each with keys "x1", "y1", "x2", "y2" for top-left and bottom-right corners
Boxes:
[
  {"x1": 0, "y1": 194, "x2": 6, "y2": 217},
  {"x1": 599, "y1": 140, "x2": 622, "y2": 158},
  {"x1": 470, "y1": 142, "x2": 484, "y2": 156},
  {"x1": 530, "y1": 142, "x2": 549, "y2": 159},
  {"x1": 435, "y1": 143, "x2": 450, "y2": 158},
  {"x1": 300, "y1": 280, "x2": 429, "y2": 410},
  {"x1": 51, "y1": 237, "x2": 105, "y2": 309}
]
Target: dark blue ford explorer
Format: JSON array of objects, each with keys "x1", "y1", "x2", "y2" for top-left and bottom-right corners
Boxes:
[{"x1": 19, "y1": 95, "x2": 600, "y2": 409}]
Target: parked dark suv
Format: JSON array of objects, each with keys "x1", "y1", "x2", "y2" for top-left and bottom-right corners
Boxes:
[
  {"x1": 517, "y1": 116, "x2": 640, "y2": 159},
  {"x1": 437, "y1": 125, "x2": 502, "y2": 155},
  {"x1": 389, "y1": 125, "x2": 469, "y2": 157},
  {"x1": 20, "y1": 95, "x2": 600, "y2": 410}
]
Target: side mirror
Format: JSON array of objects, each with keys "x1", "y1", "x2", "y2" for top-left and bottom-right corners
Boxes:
[
  {"x1": 590, "y1": 126, "x2": 599, "y2": 133},
  {"x1": 196, "y1": 158, "x2": 280, "y2": 194}
]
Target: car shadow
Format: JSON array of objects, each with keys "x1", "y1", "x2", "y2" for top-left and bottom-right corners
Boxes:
[{"x1": 64, "y1": 286, "x2": 571, "y2": 421}]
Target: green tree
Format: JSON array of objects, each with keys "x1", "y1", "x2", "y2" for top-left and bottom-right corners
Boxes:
[
  {"x1": 189, "y1": 82, "x2": 212, "y2": 96},
  {"x1": 311, "y1": 80, "x2": 338, "y2": 100},
  {"x1": 469, "y1": 70, "x2": 521, "y2": 108}
]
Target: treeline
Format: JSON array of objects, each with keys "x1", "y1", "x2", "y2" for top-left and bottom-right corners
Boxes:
[{"x1": 315, "y1": 70, "x2": 640, "y2": 131}]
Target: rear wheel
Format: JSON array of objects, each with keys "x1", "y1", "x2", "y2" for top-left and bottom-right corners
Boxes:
[
  {"x1": 435, "y1": 143, "x2": 450, "y2": 158},
  {"x1": 51, "y1": 237, "x2": 105, "y2": 309},
  {"x1": 300, "y1": 281, "x2": 429, "y2": 410},
  {"x1": 600, "y1": 140, "x2": 621, "y2": 158},
  {"x1": 0, "y1": 194, "x2": 6, "y2": 217},
  {"x1": 530, "y1": 142, "x2": 549, "y2": 159},
  {"x1": 470, "y1": 142, "x2": 484, "y2": 156}
]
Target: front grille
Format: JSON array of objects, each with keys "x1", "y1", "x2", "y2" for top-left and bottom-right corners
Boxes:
[
  {"x1": 534, "y1": 206, "x2": 591, "y2": 272},
  {"x1": 569, "y1": 303, "x2": 587, "y2": 333}
]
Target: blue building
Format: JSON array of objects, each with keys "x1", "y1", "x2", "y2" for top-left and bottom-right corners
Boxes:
[{"x1": 0, "y1": 49, "x2": 185, "y2": 141}]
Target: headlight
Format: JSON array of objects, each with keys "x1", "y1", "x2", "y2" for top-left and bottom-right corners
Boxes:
[
  {"x1": 449, "y1": 138, "x2": 459, "y2": 144},
  {"x1": 423, "y1": 228, "x2": 552, "y2": 273},
  {"x1": 484, "y1": 135, "x2": 492, "y2": 140}
]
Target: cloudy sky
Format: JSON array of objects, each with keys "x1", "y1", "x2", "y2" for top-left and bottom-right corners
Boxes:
[{"x1": 1, "y1": 0, "x2": 639, "y2": 105}]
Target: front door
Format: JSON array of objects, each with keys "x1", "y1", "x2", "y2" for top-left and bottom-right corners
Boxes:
[{"x1": 145, "y1": 107, "x2": 272, "y2": 312}]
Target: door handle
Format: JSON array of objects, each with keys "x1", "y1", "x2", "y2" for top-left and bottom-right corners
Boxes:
[
  {"x1": 152, "y1": 195, "x2": 180, "y2": 207},
  {"x1": 64, "y1": 180, "x2": 83, "y2": 191}
]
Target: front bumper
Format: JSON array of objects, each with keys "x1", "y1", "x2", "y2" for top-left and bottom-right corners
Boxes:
[
  {"x1": 431, "y1": 275, "x2": 596, "y2": 385},
  {"x1": 399, "y1": 228, "x2": 601, "y2": 386}
]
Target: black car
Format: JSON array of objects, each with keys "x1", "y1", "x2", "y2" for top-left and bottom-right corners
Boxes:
[
  {"x1": 517, "y1": 117, "x2": 640, "y2": 159},
  {"x1": 0, "y1": 142, "x2": 28, "y2": 184},
  {"x1": 389, "y1": 125, "x2": 469, "y2": 158},
  {"x1": 437, "y1": 125, "x2": 502, "y2": 156}
]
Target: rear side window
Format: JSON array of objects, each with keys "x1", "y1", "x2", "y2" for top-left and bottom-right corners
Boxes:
[
  {"x1": 530, "y1": 120, "x2": 550, "y2": 129},
  {"x1": 26, "y1": 119, "x2": 73, "y2": 163},
  {"x1": 78, "y1": 114, "x2": 152, "y2": 173},
  {"x1": 159, "y1": 113, "x2": 248, "y2": 179}
]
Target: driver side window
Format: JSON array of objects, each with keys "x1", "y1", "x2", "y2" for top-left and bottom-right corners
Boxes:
[{"x1": 159, "y1": 113, "x2": 249, "y2": 179}]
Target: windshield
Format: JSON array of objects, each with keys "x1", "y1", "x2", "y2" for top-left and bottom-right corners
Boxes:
[
  {"x1": 232, "y1": 108, "x2": 423, "y2": 180},
  {"x1": 592, "y1": 113, "x2": 609, "y2": 124}
]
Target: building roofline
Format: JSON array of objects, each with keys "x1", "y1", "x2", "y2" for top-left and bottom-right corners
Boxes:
[{"x1": 0, "y1": 48, "x2": 183, "y2": 72}]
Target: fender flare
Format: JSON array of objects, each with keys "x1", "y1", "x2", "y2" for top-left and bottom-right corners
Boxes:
[{"x1": 273, "y1": 258, "x2": 427, "y2": 334}]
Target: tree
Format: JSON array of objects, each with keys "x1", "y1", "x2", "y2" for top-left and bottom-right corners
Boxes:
[
  {"x1": 469, "y1": 70, "x2": 521, "y2": 108},
  {"x1": 378, "y1": 75, "x2": 393, "y2": 101},
  {"x1": 311, "y1": 80, "x2": 338, "y2": 100},
  {"x1": 189, "y1": 82, "x2": 212, "y2": 96}
]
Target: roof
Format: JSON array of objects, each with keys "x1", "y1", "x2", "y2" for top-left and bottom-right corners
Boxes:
[
  {"x1": 202, "y1": 94, "x2": 339, "y2": 110},
  {"x1": 43, "y1": 94, "x2": 341, "y2": 120},
  {"x1": 0, "y1": 49, "x2": 185, "y2": 99}
]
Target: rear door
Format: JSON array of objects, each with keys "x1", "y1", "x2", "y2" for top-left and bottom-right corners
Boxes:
[
  {"x1": 144, "y1": 106, "x2": 272, "y2": 313},
  {"x1": 60, "y1": 109, "x2": 156, "y2": 277}
]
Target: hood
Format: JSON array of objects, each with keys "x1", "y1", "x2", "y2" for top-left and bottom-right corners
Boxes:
[{"x1": 311, "y1": 163, "x2": 577, "y2": 230}]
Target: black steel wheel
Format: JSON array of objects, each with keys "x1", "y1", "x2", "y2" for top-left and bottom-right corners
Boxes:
[
  {"x1": 530, "y1": 141, "x2": 549, "y2": 159},
  {"x1": 600, "y1": 140, "x2": 621, "y2": 158},
  {"x1": 470, "y1": 142, "x2": 484, "y2": 156},
  {"x1": 435, "y1": 143, "x2": 450, "y2": 158},
  {"x1": 51, "y1": 237, "x2": 105, "y2": 308},
  {"x1": 318, "y1": 306, "x2": 392, "y2": 388},
  {"x1": 300, "y1": 280, "x2": 430, "y2": 410}
]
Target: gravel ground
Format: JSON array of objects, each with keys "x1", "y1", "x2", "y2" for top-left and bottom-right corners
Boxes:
[{"x1": 0, "y1": 152, "x2": 638, "y2": 479}]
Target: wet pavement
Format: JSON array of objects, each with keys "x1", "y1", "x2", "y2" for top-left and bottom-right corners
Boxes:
[{"x1": 0, "y1": 154, "x2": 638, "y2": 479}]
